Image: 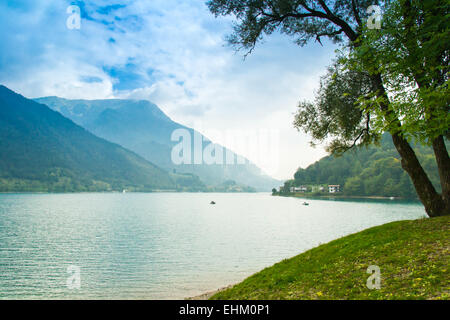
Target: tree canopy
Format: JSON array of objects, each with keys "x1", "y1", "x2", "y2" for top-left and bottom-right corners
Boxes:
[{"x1": 207, "y1": 0, "x2": 450, "y2": 216}]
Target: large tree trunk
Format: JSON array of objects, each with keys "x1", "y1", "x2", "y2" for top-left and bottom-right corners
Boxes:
[
  {"x1": 391, "y1": 134, "x2": 448, "y2": 217},
  {"x1": 432, "y1": 136, "x2": 450, "y2": 215},
  {"x1": 399, "y1": 1, "x2": 449, "y2": 216},
  {"x1": 311, "y1": 0, "x2": 448, "y2": 216},
  {"x1": 370, "y1": 74, "x2": 448, "y2": 217}
]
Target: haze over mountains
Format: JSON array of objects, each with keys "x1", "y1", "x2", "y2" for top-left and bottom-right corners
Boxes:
[
  {"x1": 0, "y1": 85, "x2": 180, "y2": 192},
  {"x1": 36, "y1": 97, "x2": 280, "y2": 191}
]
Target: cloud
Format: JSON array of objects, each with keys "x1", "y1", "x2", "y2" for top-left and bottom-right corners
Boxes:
[{"x1": 0, "y1": 0, "x2": 336, "y2": 179}]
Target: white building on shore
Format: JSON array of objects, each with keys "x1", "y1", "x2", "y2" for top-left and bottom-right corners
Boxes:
[
  {"x1": 328, "y1": 185, "x2": 341, "y2": 193},
  {"x1": 290, "y1": 186, "x2": 308, "y2": 193}
]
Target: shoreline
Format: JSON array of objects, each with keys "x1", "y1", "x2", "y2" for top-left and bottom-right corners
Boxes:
[
  {"x1": 186, "y1": 285, "x2": 234, "y2": 300},
  {"x1": 0, "y1": 191, "x2": 263, "y2": 195},
  {"x1": 205, "y1": 217, "x2": 449, "y2": 300},
  {"x1": 275, "y1": 193, "x2": 419, "y2": 201}
]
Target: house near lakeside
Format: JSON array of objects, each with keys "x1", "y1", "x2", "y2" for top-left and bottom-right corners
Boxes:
[
  {"x1": 279, "y1": 184, "x2": 340, "y2": 194},
  {"x1": 328, "y1": 185, "x2": 341, "y2": 193},
  {"x1": 290, "y1": 186, "x2": 308, "y2": 193}
]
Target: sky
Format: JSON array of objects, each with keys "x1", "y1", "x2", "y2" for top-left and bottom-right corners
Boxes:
[{"x1": 0, "y1": 0, "x2": 338, "y2": 180}]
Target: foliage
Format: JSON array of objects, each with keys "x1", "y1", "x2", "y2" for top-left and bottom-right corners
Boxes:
[
  {"x1": 349, "y1": 0, "x2": 450, "y2": 144},
  {"x1": 171, "y1": 172, "x2": 207, "y2": 192},
  {"x1": 292, "y1": 134, "x2": 444, "y2": 198},
  {"x1": 294, "y1": 58, "x2": 379, "y2": 154},
  {"x1": 207, "y1": 0, "x2": 377, "y2": 51},
  {"x1": 207, "y1": 0, "x2": 450, "y2": 215}
]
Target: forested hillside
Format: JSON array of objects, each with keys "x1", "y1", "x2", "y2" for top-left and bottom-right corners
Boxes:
[
  {"x1": 289, "y1": 134, "x2": 445, "y2": 198},
  {"x1": 0, "y1": 85, "x2": 178, "y2": 192},
  {"x1": 36, "y1": 97, "x2": 279, "y2": 191}
]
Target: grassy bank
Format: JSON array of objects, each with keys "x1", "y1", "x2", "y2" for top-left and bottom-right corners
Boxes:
[{"x1": 211, "y1": 216, "x2": 449, "y2": 300}]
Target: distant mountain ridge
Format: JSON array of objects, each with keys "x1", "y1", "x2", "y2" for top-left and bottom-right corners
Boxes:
[
  {"x1": 36, "y1": 96, "x2": 280, "y2": 191},
  {"x1": 0, "y1": 85, "x2": 180, "y2": 192}
]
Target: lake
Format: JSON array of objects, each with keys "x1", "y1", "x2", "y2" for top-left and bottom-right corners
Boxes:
[{"x1": 0, "y1": 193, "x2": 425, "y2": 299}]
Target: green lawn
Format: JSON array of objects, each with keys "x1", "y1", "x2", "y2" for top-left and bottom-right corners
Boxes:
[{"x1": 211, "y1": 216, "x2": 449, "y2": 300}]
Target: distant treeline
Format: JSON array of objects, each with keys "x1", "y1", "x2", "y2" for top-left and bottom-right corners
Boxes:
[
  {"x1": 0, "y1": 172, "x2": 255, "y2": 193},
  {"x1": 284, "y1": 134, "x2": 446, "y2": 199}
]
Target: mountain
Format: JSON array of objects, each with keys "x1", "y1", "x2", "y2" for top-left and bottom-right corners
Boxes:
[
  {"x1": 0, "y1": 85, "x2": 180, "y2": 192},
  {"x1": 35, "y1": 97, "x2": 280, "y2": 191},
  {"x1": 286, "y1": 134, "x2": 445, "y2": 198}
]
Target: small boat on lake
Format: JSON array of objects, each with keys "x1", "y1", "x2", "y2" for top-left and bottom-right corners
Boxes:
[
  {"x1": 210, "y1": 201, "x2": 216, "y2": 205},
  {"x1": 302, "y1": 202, "x2": 309, "y2": 206}
]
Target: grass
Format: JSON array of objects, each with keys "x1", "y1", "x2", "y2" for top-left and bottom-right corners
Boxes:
[{"x1": 211, "y1": 216, "x2": 449, "y2": 300}]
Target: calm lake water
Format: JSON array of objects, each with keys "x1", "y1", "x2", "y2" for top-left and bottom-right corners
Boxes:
[{"x1": 0, "y1": 193, "x2": 425, "y2": 299}]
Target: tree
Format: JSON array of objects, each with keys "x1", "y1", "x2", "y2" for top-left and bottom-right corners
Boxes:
[
  {"x1": 344, "y1": 176, "x2": 364, "y2": 194},
  {"x1": 207, "y1": 0, "x2": 449, "y2": 217},
  {"x1": 351, "y1": 0, "x2": 449, "y2": 215},
  {"x1": 294, "y1": 59, "x2": 376, "y2": 154}
]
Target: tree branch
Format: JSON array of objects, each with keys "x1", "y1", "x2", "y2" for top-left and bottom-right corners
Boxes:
[
  {"x1": 308, "y1": 1, "x2": 358, "y2": 41},
  {"x1": 316, "y1": 0, "x2": 334, "y2": 16},
  {"x1": 315, "y1": 28, "x2": 344, "y2": 45},
  {"x1": 342, "y1": 113, "x2": 371, "y2": 152},
  {"x1": 351, "y1": 0, "x2": 362, "y2": 27},
  {"x1": 261, "y1": 3, "x2": 358, "y2": 42}
]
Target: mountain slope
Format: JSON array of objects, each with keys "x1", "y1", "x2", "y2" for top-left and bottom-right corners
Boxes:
[
  {"x1": 36, "y1": 97, "x2": 280, "y2": 191},
  {"x1": 0, "y1": 85, "x2": 176, "y2": 192},
  {"x1": 287, "y1": 134, "x2": 445, "y2": 198}
]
